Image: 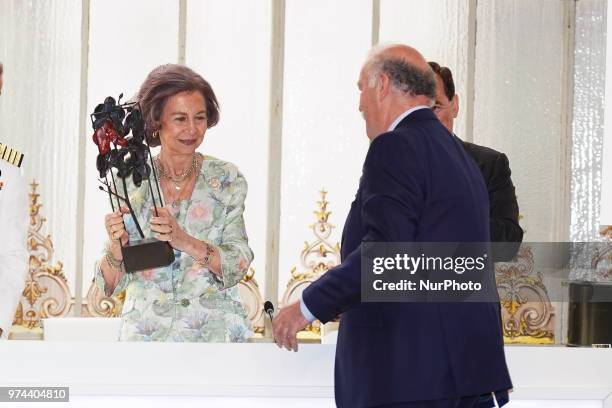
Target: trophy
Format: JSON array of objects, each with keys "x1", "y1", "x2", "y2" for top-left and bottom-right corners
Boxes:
[{"x1": 91, "y1": 95, "x2": 174, "y2": 273}]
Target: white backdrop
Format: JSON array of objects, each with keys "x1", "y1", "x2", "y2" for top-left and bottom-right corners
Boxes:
[
  {"x1": 379, "y1": 0, "x2": 471, "y2": 141},
  {"x1": 0, "y1": 0, "x2": 82, "y2": 292},
  {"x1": 83, "y1": 0, "x2": 180, "y2": 295},
  {"x1": 278, "y1": 0, "x2": 371, "y2": 300},
  {"x1": 185, "y1": 0, "x2": 272, "y2": 292},
  {"x1": 0, "y1": 0, "x2": 608, "y2": 310},
  {"x1": 601, "y1": 0, "x2": 612, "y2": 227}
]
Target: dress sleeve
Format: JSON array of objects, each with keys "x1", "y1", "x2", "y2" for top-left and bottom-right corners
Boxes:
[
  {"x1": 94, "y1": 247, "x2": 131, "y2": 298},
  {"x1": 213, "y1": 172, "x2": 254, "y2": 290}
]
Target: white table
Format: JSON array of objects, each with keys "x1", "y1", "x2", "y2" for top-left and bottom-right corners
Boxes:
[{"x1": 1, "y1": 342, "x2": 611, "y2": 407}]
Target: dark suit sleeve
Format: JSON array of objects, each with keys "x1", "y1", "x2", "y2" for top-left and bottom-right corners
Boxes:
[
  {"x1": 302, "y1": 134, "x2": 423, "y2": 323},
  {"x1": 488, "y1": 153, "x2": 523, "y2": 261}
]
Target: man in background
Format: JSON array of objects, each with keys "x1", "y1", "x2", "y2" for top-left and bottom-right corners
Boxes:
[
  {"x1": 429, "y1": 61, "x2": 523, "y2": 262},
  {"x1": 0, "y1": 61, "x2": 29, "y2": 339}
]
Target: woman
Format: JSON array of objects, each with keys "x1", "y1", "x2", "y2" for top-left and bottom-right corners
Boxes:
[{"x1": 95, "y1": 64, "x2": 254, "y2": 342}]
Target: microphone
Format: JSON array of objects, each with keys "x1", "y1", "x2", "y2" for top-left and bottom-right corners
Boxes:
[{"x1": 264, "y1": 301, "x2": 274, "y2": 320}]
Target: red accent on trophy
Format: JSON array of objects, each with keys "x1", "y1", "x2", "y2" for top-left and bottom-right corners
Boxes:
[{"x1": 90, "y1": 95, "x2": 174, "y2": 273}]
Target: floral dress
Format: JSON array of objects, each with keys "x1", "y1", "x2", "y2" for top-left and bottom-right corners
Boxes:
[{"x1": 95, "y1": 155, "x2": 254, "y2": 342}]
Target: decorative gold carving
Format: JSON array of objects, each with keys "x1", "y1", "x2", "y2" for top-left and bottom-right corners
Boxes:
[
  {"x1": 284, "y1": 190, "x2": 340, "y2": 291},
  {"x1": 282, "y1": 190, "x2": 341, "y2": 337},
  {"x1": 237, "y1": 267, "x2": 265, "y2": 334},
  {"x1": 13, "y1": 181, "x2": 72, "y2": 330},
  {"x1": 82, "y1": 280, "x2": 124, "y2": 318},
  {"x1": 590, "y1": 226, "x2": 612, "y2": 279},
  {"x1": 495, "y1": 245, "x2": 554, "y2": 344}
]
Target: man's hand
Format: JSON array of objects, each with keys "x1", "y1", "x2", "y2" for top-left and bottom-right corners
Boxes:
[{"x1": 272, "y1": 301, "x2": 309, "y2": 352}]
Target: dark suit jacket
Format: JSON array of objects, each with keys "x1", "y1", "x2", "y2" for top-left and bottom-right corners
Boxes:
[
  {"x1": 461, "y1": 140, "x2": 523, "y2": 262},
  {"x1": 303, "y1": 109, "x2": 512, "y2": 408}
]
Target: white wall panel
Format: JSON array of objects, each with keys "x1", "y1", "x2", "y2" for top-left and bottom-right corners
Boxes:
[
  {"x1": 0, "y1": 0, "x2": 82, "y2": 293},
  {"x1": 278, "y1": 0, "x2": 372, "y2": 302},
  {"x1": 474, "y1": 0, "x2": 567, "y2": 242},
  {"x1": 185, "y1": 0, "x2": 271, "y2": 291},
  {"x1": 82, "y1": 0, "x2": 179, "y2": 294},
  {"x1": 379, "y1": 0, "x2": 471, "y2": 140},
  {"x1": 572, "y1": 0, "x2": 607, "y2": 239},
  {"x1": 601, "y1": 0, "x2": 612, "y2": 227}
]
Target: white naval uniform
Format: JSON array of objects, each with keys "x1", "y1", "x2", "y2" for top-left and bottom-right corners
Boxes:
[{"x1": 0, "y1": 160, "x2": 28, "y2": 339}]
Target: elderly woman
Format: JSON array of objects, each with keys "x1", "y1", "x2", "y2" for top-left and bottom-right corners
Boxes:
[{"x1": 95, "y1": 64, "x2": 254, "y2": 342}]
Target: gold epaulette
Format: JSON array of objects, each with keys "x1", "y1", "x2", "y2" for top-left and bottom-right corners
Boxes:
[{"x1": 0, "y1": 143, "x2": 24, "y2": 167}]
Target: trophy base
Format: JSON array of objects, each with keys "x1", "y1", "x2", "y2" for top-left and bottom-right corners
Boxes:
[{"x1": 121, "y1": 238, "x2": 175, "y2": 273}]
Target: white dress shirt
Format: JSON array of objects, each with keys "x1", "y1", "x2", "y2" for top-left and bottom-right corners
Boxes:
[
  {"x1": 0, "y1": 161, "x2": 28, "y2": 339},
  {"x1": 387, "y1": 105, "x2": 431, "y2": 131}
]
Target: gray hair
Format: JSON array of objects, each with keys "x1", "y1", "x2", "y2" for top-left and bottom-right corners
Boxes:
[{"x1": 367, "y1": 56, "x2": 436, "y2": 101}]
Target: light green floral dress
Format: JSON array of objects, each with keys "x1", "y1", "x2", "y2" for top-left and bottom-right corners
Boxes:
[{"x1": 95, "y1": 155, "x2": 254, "y2": 342}]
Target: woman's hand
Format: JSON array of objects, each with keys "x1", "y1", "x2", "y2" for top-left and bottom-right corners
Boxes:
[
  {"x1": 104, "y1": 206, "x2": 129, "y2": 259},
  {"x1": 150, "y1": 207, "x2": 189, "y2": 251},
  {"x1": 150, "y1": 207, "x2": 223, "y2": 277}
]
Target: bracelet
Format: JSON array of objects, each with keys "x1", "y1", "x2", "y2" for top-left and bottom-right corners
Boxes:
[
  {"x1": 193, "y1": 242, "x2": 213, "y2": 268},
  {"x1": 104, "y1": 250, "x2": 124, "y2": 272}
]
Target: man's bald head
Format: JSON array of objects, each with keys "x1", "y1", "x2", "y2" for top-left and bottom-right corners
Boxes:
[
  {"x1": 357, "y1": 44, "x2": 436, "y2": 140},
  {"x1": 363, "y1": 44, "x2": 436, "y2": 101},
  {"x1": 368, "y1": 44, "x2": 431, "y2": 72}
]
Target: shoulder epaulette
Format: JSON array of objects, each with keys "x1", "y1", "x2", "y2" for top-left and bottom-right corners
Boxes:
[{"x1": 0, "y1": 143, "x2": 24, "y2": 167}]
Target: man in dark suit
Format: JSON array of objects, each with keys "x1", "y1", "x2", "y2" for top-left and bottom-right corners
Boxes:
[
  {"x1": 273, "y1": 45, "x2": 512, "y2": 407},
  {"x1": 428, "y1": 62, "x2": 523, "y2": 262}
]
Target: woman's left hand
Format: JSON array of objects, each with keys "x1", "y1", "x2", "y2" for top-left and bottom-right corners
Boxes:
[{"x1": 150, "y1": 207, "x2": 189, "y2": 251}]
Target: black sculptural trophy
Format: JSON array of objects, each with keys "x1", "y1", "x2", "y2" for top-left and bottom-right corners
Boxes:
[{"x1": 91, "y1": 95, "x2": 174, "y2": 273}]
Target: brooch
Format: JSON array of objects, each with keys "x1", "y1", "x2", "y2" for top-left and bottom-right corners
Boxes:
[{"x1": 207, "y1": 177, "x2": 220, "y2": 190}]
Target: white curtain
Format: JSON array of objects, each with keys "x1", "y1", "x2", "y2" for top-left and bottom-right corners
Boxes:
[{"x1": 0, "y1": 0, "x2": 82, "y2": 292}]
